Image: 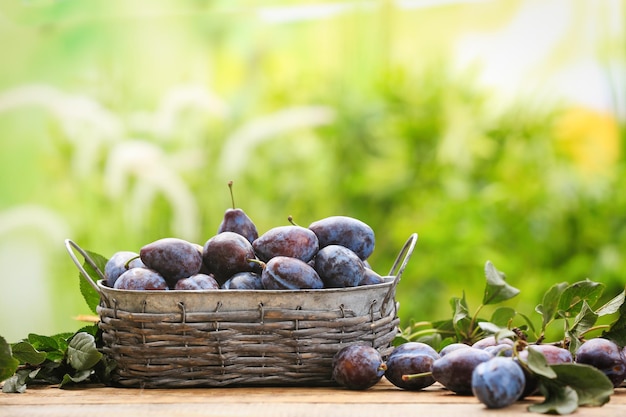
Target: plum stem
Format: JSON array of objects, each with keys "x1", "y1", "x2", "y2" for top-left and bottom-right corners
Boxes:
[
  {"x1": 402, "y1": 371, "x2": 433, "y2": 381},
  {"x1": 248, "y1": 258, "x2": 266, "y2": 269},
  {"x1": 228, "y1": 180, "x2": 235, "y2": 209}
]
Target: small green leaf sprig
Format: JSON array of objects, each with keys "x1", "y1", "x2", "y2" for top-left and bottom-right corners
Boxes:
[
  {"x1": 0, "y1": 327, "x2": 115, "y2": 393},
  {"x1": 0, "y1": 250, "x2": 112, "y2": 393}
]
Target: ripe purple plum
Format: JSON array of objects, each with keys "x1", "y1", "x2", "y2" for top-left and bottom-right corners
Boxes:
[
  {"x1": 174, "y1": 274, "x2": 220, "y2": 290},
  {"x1": 203, "y1": 232, "x2": 259, "y2": 286},
  {"x1": 104, "y1": 251, "x2": 145, "y2": 288},
  {"x1": 313, "y1": 245, "x2": 365, "y2": 288},
  {"x1": 261, "y1": 256, "x2": 324, "y2": 290},
  {"x1": 431, "y1": 347, "x2": 493, "y2": 395},
  {"x1": 217, "y1": 181, "x2": 258, "y2": 244},
  {"x1": 472, "y1": 357, "x2": 526, "y2": 409},
  {"x1": 222, "y1": 272, "x2": 264, "y2": 290},
  {"x1": 252, "y1": 224, "x2": 319, "y2": 263},
  {"x1": 517, "y1": 344, "x2": 573, "y2": 397},
  {"x1": 439, "y1": 343, "x2": 471, "y2": 357},
  {"x1": 114, "y1": 268, "x2": 168, "y2": 290},
  {"x1": 359, "y1": 268, "x2": 385, "y2": 286},
  {"x1": 385, "y1": 342, "x2": 439, "y2": 390},
  {"x1": 308, "y1": 216, "x2": 375, "y2": 260},
  {"x1": 332, "y1": 344, "x2": 386, "y2": 390},
  {"x1": 575, "y1": 338, "x2": 626, "y2": 388},
  {"x1": 140, "y1": 238, "x2": 203, "y2": 287}
]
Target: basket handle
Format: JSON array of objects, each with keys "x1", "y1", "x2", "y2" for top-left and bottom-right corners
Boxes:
[
  {"x1": 381, "y1": 233, "x2": 418, "y2": 315},
  {"x1": 64, "y1": 239, "x2": 109, "y2": 305}
]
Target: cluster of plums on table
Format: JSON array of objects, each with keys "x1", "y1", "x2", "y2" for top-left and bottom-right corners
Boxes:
[
  {"x1": 331, "y1": 336, "x2": 626, "y2": 410},
  {"x1": 104, "y1": 182, "x2": 383, "y2": 291}
]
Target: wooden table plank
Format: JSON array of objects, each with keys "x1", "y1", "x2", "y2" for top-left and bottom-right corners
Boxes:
[{"x1": 1, "y1": 379, "x2": 625, "y2": 417}]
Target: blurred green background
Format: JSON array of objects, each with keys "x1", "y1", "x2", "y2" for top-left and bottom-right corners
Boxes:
[{"x1": 0, "y1": 0, "x2": 624, "y2": 343}]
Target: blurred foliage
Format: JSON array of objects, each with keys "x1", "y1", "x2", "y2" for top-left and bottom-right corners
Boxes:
[{"x1": 0, "y1": 0, "x2": 624, "y2": 342}]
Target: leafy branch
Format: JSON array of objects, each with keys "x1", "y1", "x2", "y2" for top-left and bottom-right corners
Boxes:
[{"x1": 396, "y1": 260, "x2": 626, "y2": 415}]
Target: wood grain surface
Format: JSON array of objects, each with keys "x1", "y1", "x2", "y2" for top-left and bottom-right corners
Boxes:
[{"x1": 1, "y1": 378, "x2": 625, "y2": 417}]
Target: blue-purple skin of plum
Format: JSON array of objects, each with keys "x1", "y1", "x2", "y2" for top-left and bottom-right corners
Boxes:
[
  {"x1": 431, "y1": 347, "x2": 493, "y2": 395},
  {"x1": 218, "y1": 208, "x2": 259, "y2": 244},
  {"x1": 575, "y1": 338, "x2": 626, "y2": 388},
  {"x1": 252, "y1": 225, "x2": 319, "y2": 263},
  {"x1": 104, "y1": 251, "x2": 145, "y2": 288},
  {"x1": 313, "y1": 245, "x2": 365, "y2": 288},
  {"x1": 332, "y1": 345, "x2": 386, "y2": 390},
  {"x1": 114, "y1": 268, "x2": 168, "y2": 290},
  {"x1": 174, "y1": 274, "x2": 220, "y2": 290},
  {"x1": 484, "y1": 344, "x2": 514, "y2": 357},
  {"x1": 261, "y1": 256, "x2": 324, "y2": 290},
  {"x1": 359, "y1": 268, "x2": 385, "y2": 286},
  {"x1": 439, "y1": 343, "x2": 471, "y2": 357},
  {"x1": 516, "y1": 344, "x2": 573, "y2": 398},
  {"x1": 385, "y1": 343, "x2": 440, "y2": 390},
  {"x1": 222, "y1": 272, "x2": 264, "y2": 290},
  {"x1": 308, "y1": 216, "x2": 375, "y2": 260},
  {"x1": 391, "y1": 342, "x2": 440, "y2": 360},
  {"x1": 472, "y1": 357, "x2": 525, "y2": 409},
  {"x1": 472, "y1": 336, "x2": 514, "y2": 350},
  {"x1": 140, "y1": 238, "x2": 203, "y2": 285},
  {"x1": 202, "y1": 232, "x2": 259, "y2": 286}
]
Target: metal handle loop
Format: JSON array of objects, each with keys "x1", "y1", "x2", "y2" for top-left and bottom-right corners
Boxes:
[
  {"x1": 381, "y1": 233, "x2": 418, "y2": 315},
  {"x1": 64, "y1": 239, "x2": 109, "y2": 306}
]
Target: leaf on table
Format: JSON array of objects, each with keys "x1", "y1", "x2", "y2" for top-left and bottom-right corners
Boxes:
[
  {"x1": 60, "y1": 369, "x2": 93, "y2": 388},
  {"x1": 0, "y1": 335, "x2": 20, "y2": 383},
  {"x1": 483, "y1": 261, "x2": 520, "y2": 305},
  {"x1": 67, "y1": 332, "x2": 102, "y2": 371},
  {"x1": 11, "y1": 341, "x2": 46, "y2": 366},
  {"x1": 550, "y1": 363, "x2": 613, "y2": 407},
  {"x1": 529, "y1": 383, "x2": 579, "y2": 415},
  {"x1": 1, "y1": 373, "x2": 28, "y2": 394}
]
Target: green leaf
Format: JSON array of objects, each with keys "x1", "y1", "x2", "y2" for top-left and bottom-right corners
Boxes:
[
  {"x1": 557, "y1": 280, "x2": 604, "y2": 317},
  {"x1": 569, "y1": 301, "x2": 598, "y2": 338},
  {"x1": 80, "y1": 250, "x2": 107, "y2": 314},
  {"x1": 529, "y1": 383, "x2": 579, "y2": 415},
  {"x1": 0, "y1": 335, "x2": 20, "y2": 383},
  {"x1": 1, "y1": 373, "x2": 28, "y2": 394},
  {"x1": 483, "y1": 261, "x2": 520, "y2": 305},
  {"x1": 59, "y1": 369, "x2": 93, "y2": 388},
  {"x1": 602, "y1": 296, "x2": 626, "y2": 346},
  {"x1": 490, "y1": 306, "x2": 517, "y2": 327},
  {"x1": 517, "y1": 312, "x2": 537, "y2": 335},
  {"x1": 11, "y1": 342, "x2": 46, "y2": 366},
  {"x1": 66, "y1": 333, "x2": 102, "y2": 371},
  {"x1": 595, "y1": 289, "x2": 625, "y2": 317},
  {"x1": 451, "y1": 293, "x2": 471, "y2": 340},
  {"x1": 551, "y1": 363, "x2": 614, "y2": 407},
  {"x1": 526, "y1": 346, "x2": 557, "y2": 379},
  {"x1": 27, "y1": 334, "x2": 59, "y2": 351},
  {"x1": 415, "y1": 332, "x2": 442, "y2": 350},
  {"x1": 536, "y1": 282, "x2": 568, "y2": 328}
]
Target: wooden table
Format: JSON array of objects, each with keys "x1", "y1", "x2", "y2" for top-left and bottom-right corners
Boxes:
[{"x1": 1, "y1": 378, "x2": 625, "y2": 417}]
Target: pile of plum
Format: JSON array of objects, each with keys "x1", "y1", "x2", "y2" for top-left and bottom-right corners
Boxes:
[
  {"x1": 332, "y1": 336, "x2": 626, "y2": 409},
  {"x1": 104, "y1": 183, "x2": 383, "y2": 291}
]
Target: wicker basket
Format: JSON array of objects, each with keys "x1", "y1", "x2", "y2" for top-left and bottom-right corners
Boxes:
[{"x1": 65, "y1": 233, "x2": 418, "y2": 388}]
